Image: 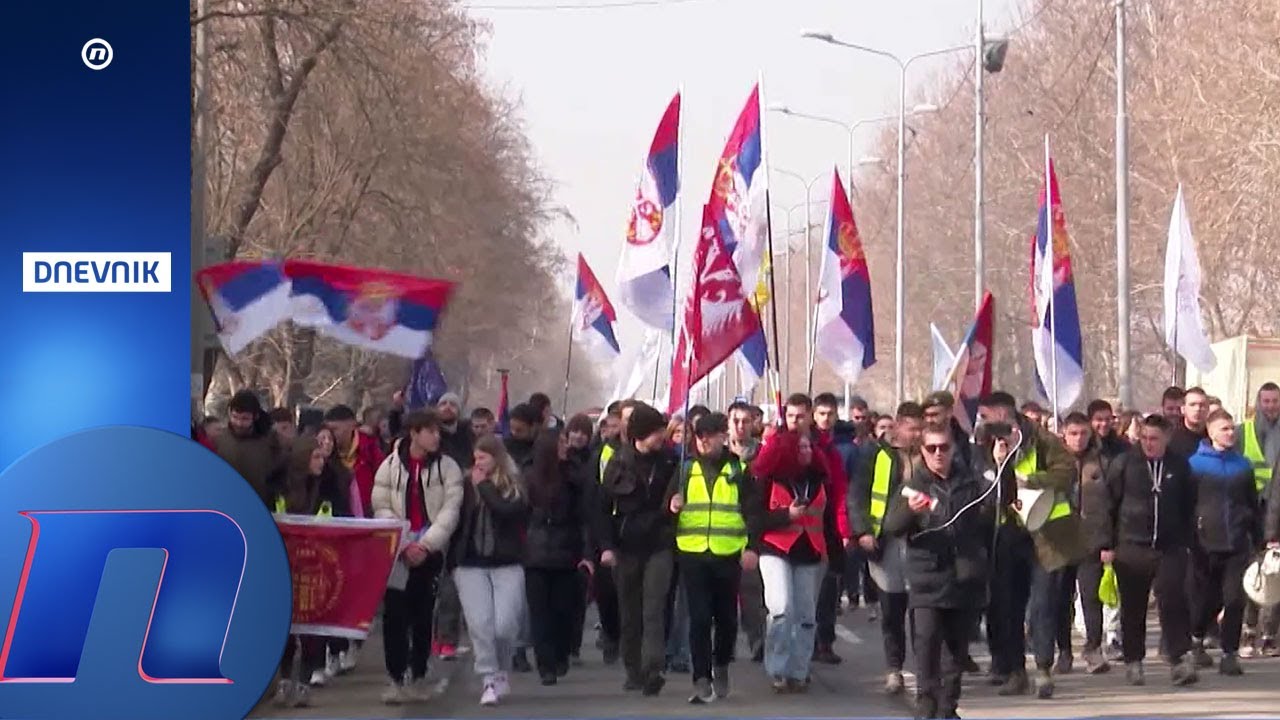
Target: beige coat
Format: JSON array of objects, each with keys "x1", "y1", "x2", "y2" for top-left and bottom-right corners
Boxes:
[{"x1": 371, "y1": 441, "x2": 464, "y2": 554}]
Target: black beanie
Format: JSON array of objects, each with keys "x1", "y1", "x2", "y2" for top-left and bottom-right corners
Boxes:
[
  {"x1": 324, "y1": 405, "x2": 357, "y2": 422},
  {"x1": 627, "y1": 404, "x2": 667, "y2": 442}
]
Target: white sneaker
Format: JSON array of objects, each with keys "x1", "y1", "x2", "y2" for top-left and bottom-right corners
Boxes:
[
  {"x1": 309, "y1": 669, "x2": 328, "y2": 687},
  {"x1": 494, "y1": 671, "x2": 511, "y2": 698},
  {"x1": 339, "y1": 649, "x2": 358, "y2": 673},
  {"x1": 480, "y1": 681, "x2": 500, "y2": 706},
  {"x1": 382, "y1": 680, "x2": 407, "y2": 705}
]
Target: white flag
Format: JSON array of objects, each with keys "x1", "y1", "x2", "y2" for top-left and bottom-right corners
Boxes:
[
  {"x1": 1163, "y1": 185, "x2": 1217, "y2": 373},
  {"x1": 609, "y1": 327, "x2": 663, "y2": 404},
  {"x1": 930, "y1": 323, "x2": 956, "y2": 391}
]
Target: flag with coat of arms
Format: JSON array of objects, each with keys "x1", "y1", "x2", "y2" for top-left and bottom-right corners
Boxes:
[
  {"x1": 706, "y1": 83, "x2": 769, "y2": 393},
  {"x1": 813, "y1": 168, "x2": 875, "y2": 385},
  {"x1": 1029, "y1": 141, "x2": 1084, "y2": 411},
  {"x1": 573, "y1": 253, "x2": 622, "y2": 364}
]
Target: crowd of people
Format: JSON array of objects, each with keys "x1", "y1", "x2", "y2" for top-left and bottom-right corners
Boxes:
[{"x1": 194, "y1": 381, "x2": 1280, "y2": 719}]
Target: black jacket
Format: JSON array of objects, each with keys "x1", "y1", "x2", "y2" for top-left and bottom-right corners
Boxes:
[
  {"x1": 596, "y1": 444, "x2": 679, "y2": 554},
  {"x1": 883, "y1": 461, "x2": 994, "y2": 610},
  {"x1": 504, "y1": 436, "x2": 537, "y2": 475},
  {"x1": 1105, "y1": 448, "x2": 1196, "y2": 551},
  {"x1": 1168, "y1": 424, "x2": 1208, "y2": 463},
  {"x1": 440, "y1": 422, "x2": 475, "y2": 470},
  {"x1": 1188, "y1": 442, "x2": 1260, "y2": 554},
  {"x1": 668, "y1": 449, "x2": 766, "y2": 556},
  {"x1": 525, "y1": 459, "x2": 594, "y2": 569},
  {"x1": 448, "y1": 479, "x2": 530, "y2": 569},
  {"x1": 1097, "y1": 432, "x2": 1131, "y2": 471}
]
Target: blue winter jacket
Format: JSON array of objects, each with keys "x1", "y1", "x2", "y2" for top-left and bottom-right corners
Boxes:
[{"x1": 1188, "y1": 441, "x2": 1260, "y2": 553}]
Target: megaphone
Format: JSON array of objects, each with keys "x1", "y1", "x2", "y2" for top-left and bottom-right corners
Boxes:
[
  {"x1": 1244, "y1": 548, "x2": 1280, "y2": 607},
  {"x1": 1014, "y1": 486, "x2": 1053, "y2": 532}
]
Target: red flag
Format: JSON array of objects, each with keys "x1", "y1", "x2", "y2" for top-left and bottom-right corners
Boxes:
[
  {"x1": 497, "y1": 372, "x2": 510, "y2": 436},
  {"x1": 668, "y1": 205, "x2": 762, "y2": 414},
  {"x1": 944, "y1": 291, "x2": 995, "y2": 433}
]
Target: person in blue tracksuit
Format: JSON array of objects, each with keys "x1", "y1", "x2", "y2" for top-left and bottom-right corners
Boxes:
[{"x1": 1187, "y1": 409, "x2": 1261, "y2": 676}]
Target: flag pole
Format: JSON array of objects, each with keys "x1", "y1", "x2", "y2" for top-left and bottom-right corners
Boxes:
[
  {"x1": 562, "y1": 317, "x2": 575, "y2": 419},
  {"x1": 1045, "y1": 135, "x2": 1060, "y2": 424},
  {"x1": 662, "y1": 85, "x2": 686, "y2": 409},
  {"x1": 1170, "y1": 185, "x2": 1180, "y2": 387},
  {"x1": 807, "y1": 169, "x2": 836, "y2": 395},
  {"x1": 758, "y1": 72, "x2": 784, "y2": 413}
]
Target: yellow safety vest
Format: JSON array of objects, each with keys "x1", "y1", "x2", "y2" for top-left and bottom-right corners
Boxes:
[
  {"x1": 599, "y1": 444, "x2": 619, "y2": 516},
  {"x1": 1241, "y1": 420, "x2": 1273, "y2": 494},
  {"x1": 676, "y1": 459, "x2": 748, "y2": 556},
  {"x1": 273, "y1": 496, "x2": 333, "y2": 518},
  {"x1": 1011, "y1": 446, "x2": 1072, "y2": 527},
  {"x1": 869, "y1": 448, "x2": 893, "y2": 537}
]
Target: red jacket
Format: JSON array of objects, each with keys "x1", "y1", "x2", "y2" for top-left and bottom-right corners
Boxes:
[
  {"x1": 342, "y1": 430, "x2": 386, "y2": 518},
  {"x1": 815, "y1": 429, "x2": 852, "y2": 540}
]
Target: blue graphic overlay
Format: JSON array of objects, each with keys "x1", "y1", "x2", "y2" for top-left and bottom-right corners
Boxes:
[
  {"x1": 0, "y1": 427, "x2": 292, "y2": 720},
  {"x1": 0, "y1": 2, "x2": 190, "y2": 470}
]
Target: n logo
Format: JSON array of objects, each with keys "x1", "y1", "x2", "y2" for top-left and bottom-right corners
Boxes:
[{"x1": 1, "y1": 510, "x2": 247, "y2": 683}]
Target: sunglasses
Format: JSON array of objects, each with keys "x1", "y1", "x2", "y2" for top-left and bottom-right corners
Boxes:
[{"x1": 923, "y1": 443, "x2": 952, "y2": 454}]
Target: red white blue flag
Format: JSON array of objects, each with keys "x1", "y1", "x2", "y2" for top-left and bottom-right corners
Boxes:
[
  {"x1": 196, "y1": 260, "x2": 292, "y2": 355},
  {"x1": 707, "y1": 84, "x2": 769, "y2": 392},
  {"x1": 945, "y1": 291, "x2": 995, "y2": 433},
  {"x1": 496, "y1": 372, "x2": 510, "y2": 437},
  {"x1": 285, "y1": 260, "x2": 455, "y2": 359},
  {"x1": 1030, "y1": 141, "x2": 1084, "y2": 411},
  {"x1": 573, "y1": 253, "x2": 621, "y2": 363},
  {"x1": 814, "y1": 168, "x2": 875, "y2": 384},
  {"x1": 616, "y1": 92, "x2": 680, "y2": 331}
]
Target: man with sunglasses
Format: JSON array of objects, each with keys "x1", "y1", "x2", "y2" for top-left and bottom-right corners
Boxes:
[
  {"x1": 884, "y1": 422, "x2": 994, "y2": 720},
  {"x1": 976, "y1": 392, "x2": 1082, "y2": 700},
  {"x1": 850, "y1": 401, "x2": 925, "y2": 695}
]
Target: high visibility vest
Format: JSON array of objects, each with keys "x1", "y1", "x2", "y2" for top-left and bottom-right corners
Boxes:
[
  {"x1": 869, "y1": 448, "x2": 893, "y2": 537},
  {"x1": 1241, "y1": 420, "x2": 1273, "y2": 494},
  {"x1": 761, "y1": 480, "x2": 828, "y2": 558},
  {"x1": 676, "y1": 459, "x2": 748, "y2": 556},
  {"x1": 599, "y1": 444, "x2": 618, "y2": 515},
  {"x1": 1010, "y1": 446, "x2": 1072, "y2": 527},
  {"x1": 274, "y1": 495, "x2": 333, "y2": 518}
]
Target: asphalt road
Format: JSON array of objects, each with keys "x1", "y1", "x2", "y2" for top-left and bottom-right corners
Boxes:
[{"x1": 251, "y1": 602, "x2": 1280, "y2": 719}]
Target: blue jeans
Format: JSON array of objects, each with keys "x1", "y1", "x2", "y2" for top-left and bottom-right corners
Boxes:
[
  {"x1": 665, "y1": 574, "x2": 690, "y2": 666},
  {"x1": 760, "y1": 555, "x2": 824, "y2": 681}
]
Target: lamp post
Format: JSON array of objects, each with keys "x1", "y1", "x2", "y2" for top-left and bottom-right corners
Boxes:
[
  {"x1": 771, "y1": 168, "x2": 825, "y2": 391},
  {"x1": 804, "y1": 31, "x2": 977, "y2": 405},
  {"x1": 1114, "y1": 0, "x2": 1132, "y2": 409}
]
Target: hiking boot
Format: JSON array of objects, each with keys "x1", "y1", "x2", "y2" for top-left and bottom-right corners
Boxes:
[
  {"x1": 1035, "y1": 669, "x2": 1054, "y2": 699},
  {"x1": 1083, "y1": 648, "x2": 1110, "y2": 674},
  {"x1": 642, "y1": 674, "x2": 666, "y2": 697},
  {"x1": 1171, "y1": 659, "x2": 1199, "y2": 687},
  {"x1": 512, "y1": 648, "x2": 532, "y2": 673},
  {"x1": 688, "y1": 678, "x2": 714, "y2": 705},
  {"x1": 812, "y1": 644, "x2": 843, "y2": 665},
  {"x1": 885, "y1": 671, "x2": 905, "y2": 695},
  {"x1": 1054, "y1": 653, "x2": 1073, "y2": 675},
  {"x1": 1191, "y1": 639, "x2": 1214, "y2": 668},
  {"x1": 997, "y1": 670, "x2": 1029, "y2": 696},
  {"x1": 1219, "y1": 653, "x2": 1243, "y2": 676},
  {"x1": 1126, "y1": 662, "x2": 1145, "y2": 686},
  {"x1": 712, "y1": 666, "x2": 730, "y2": 699}
]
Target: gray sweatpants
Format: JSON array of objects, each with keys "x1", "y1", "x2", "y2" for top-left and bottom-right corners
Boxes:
[{"x1": 454, "y1": 565, "x2": 526, "y2": 676}]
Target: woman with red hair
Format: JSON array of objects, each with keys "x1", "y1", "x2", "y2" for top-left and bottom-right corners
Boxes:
[{"x1": 751, "y1": 430, "x2": 842, "y2": 693}]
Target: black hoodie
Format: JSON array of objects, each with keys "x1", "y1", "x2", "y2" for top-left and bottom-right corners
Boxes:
[{"x1": 596, "y1": 443, "x2": 678, "y2": 554}]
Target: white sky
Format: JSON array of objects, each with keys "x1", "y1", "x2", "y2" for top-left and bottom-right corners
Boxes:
[{"x1": 468, "y1": 0, "x2": 1022, "y2": 354}]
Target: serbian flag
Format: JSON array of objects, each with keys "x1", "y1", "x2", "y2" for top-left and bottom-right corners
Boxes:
[
  {"x1": 944, "y1": 291, "x2": 995, "y2": 433},
  {"x1": 616, "y1": 92, "x2": 680, "y2": 331},
  {"x1": 1030, "y1": 139, "x2": 1084, "y2": 411},
  {"x1": 669, "y1": 205, "x2": 762, "y2": 414},
  {"x1": 708, "y1": 84, "x2": 769, "y2": 393},
  {"x1": 285, "y1": 260, "x2": 455, "y2": 359},
  {"x1": 814, "y1": 168, "x2": 876, "y2": 384},
  {"x1": 574, "y1": 254, "x2": 622, "y2": 363},
  {"x1": 496, "y1": 372, "x2": 510, "y2": 437},
  {"x1": 196, "y1": 260, "x2": 292, "y2": 355}
]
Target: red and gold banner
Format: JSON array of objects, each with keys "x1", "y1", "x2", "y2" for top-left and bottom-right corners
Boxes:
[{"x1": 275, "y1": 515, "x2": 407, "y2": 638}]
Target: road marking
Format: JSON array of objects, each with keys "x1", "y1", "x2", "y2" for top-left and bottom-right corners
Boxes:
[{"x1": 834, "y1": 624, "x2": 863, "y2": 645}]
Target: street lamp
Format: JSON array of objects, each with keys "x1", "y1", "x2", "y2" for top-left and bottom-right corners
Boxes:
[
  {"x1": 771, "y1": 168, "x2": 825, "y2": 392},
  {"x1": 802, "y1": 30, "x2": 972, "y2": 406}
]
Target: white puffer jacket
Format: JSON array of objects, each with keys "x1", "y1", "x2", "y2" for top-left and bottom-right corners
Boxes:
[{"x1": 371, "y1": 440, "x2": 464, "y2": 554}]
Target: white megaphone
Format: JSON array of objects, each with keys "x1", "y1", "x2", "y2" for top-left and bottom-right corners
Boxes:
[
  {"x1": 1243, "y1": 548, "x2": 1280, "y2": 607},
  {"x1": 1014, "y1": 486, "x2": 1053, "y2": 532}
]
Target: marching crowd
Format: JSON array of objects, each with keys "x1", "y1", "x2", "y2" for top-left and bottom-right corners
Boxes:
[{"x1": 195, "y1": 381, "x2": 1280, "y2": 719}]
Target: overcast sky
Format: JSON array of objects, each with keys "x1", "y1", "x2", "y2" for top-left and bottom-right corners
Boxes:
[{"x1": 467, "y1": 0, "x2": 1023, "y2": 352}]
